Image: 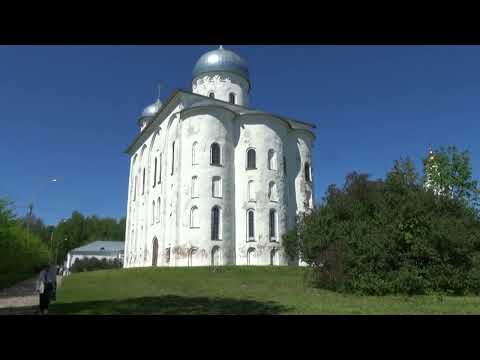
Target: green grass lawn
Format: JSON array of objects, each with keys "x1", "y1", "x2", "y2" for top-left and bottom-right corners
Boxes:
[{"x1": 51, "y1": 266, "x2": 480, "y2": 315}]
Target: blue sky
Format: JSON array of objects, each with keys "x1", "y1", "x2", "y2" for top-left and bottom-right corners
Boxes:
[{"x1": 1, "y1": 45, "x2": 479, "y2": 225}]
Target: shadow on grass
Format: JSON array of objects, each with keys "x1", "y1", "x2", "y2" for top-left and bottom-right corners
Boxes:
[{"x1": 50, "y1": 295, "x2": 292, "y2": 315}]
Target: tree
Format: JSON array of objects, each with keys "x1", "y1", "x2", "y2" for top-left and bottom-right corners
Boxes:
[
  {"x1": 284, "y1": 158, "x2": 480, "y2": 296},
  {"x1": 0, "y1": 197, "x2": 49, "y2": 289},
  {"x1": 423, "y1": 146, "x2": 480, "y2": 208}
]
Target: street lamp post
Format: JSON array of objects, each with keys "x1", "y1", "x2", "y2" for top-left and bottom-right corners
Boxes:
[
  {"x1": 27, "y1": 178, "x2": 57, "y2": 232},
  {"x1": 50, "y1": 219, "x2": 65, "y2": 265}
]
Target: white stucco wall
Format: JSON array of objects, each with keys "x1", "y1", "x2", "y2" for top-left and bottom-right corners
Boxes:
[
  {"x1": 124, "y1": 74, "x2": 315, "y2": 269},
  {"x1": 192, "y1": 72, "x2": 250, "y2": 107}
]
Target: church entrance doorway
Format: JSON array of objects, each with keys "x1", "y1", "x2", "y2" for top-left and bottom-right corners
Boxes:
[
  {"x1": 270, "y1": 248, "x2": 279, "y2": 266},
  {"x1": 211, "y1": 246, "x2": 221, "y2": 266},
  {"x1": 152, "y1": 237, "x2": 158, "y2": 266},
  {"x1": 188, "y1": 248, "x2": 198, "y2": 267},
  {"x1": 247, "y1": 248, "x2": 256, "y2": 266}
]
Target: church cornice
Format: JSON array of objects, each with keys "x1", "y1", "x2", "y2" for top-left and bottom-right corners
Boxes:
[{"x1": 125, "y1": 89, "x2": 317, "y2": 156}]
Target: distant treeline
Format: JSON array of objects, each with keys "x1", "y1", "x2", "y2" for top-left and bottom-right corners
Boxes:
[
  {"x1": 53, "y1": 211, "x2": 126, "y2": 264},
  {"x1": 22, "y1": 211, "x2": 126, "y2": 266}
]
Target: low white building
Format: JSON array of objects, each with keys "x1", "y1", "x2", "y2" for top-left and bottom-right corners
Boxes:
[
  {"x1": 124, "y1": 46, "x2": 316, "y2": 268},
  {"x1": 65, "y1": 241, "x2": 124, "y2": 273}
]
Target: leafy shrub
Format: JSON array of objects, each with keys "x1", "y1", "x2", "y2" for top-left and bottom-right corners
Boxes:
[
  {"x1": 284, "y1": 158, "x2": 480, "y2": 296},
  {"x1": 0, "y1": 198, "x2": 49, "y2": 289},
  {"x1": 70, "y1": 257, "x2": 122, "y2": 273}
]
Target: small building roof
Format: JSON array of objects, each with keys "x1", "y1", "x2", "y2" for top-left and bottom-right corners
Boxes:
[{"x1": 69, "y1": 241, "x2": 124, "y2": 256}]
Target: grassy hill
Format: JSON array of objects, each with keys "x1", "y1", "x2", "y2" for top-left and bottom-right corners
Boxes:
[{"x1": 51, "y1": 267, "x2": 480, "y2": 315}]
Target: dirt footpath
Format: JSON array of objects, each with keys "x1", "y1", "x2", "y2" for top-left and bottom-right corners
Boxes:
[{"x1": 0, "y1": 276, "x2": 63, "y2": 315}]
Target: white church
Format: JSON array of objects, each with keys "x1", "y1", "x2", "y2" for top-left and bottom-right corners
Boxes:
[{"x1": 123, "y1": 46, "x2": 316, "y2": 268}]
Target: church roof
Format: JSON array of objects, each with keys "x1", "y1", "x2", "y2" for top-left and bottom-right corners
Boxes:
[
  {"x1": 125, "y1": 89, "x2": 316, "y2": 155},
  {"x1": 70, "y1": 241, "x2": 124, "y2": 256}
]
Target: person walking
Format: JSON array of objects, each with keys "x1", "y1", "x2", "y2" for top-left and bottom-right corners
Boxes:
[
  {"x1": 36, "y1": 264, "x2": 55, "y2": 315},
  {"x1": 47, "y1": 264, "x2": 57, "y2": 301}
]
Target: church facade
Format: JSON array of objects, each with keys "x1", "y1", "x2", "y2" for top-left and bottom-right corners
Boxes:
[{"x1": 124, "y1": 46, "x2": 316, "y2": 268}]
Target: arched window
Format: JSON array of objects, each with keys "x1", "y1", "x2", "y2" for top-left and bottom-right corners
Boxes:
[
  {"x1": 171, "y1": 142, "x2": 175, "y2": 175},
  {"x1": 306, "y1": 190, "x2": 313, "y2": 209},
  {"x1": 192, "y1": 176, "x2": 199, "y2": 198},
  {"x1": 268, "y1": 150, "x2": 277, "y2": 170},
  {"x1": 192, "y1": 142, "x2": 198, "y2": 165},
  {"x1": 283, "y1": 156, "x2": 287, "y2": 176},
  {"x1": 305, "y1": 162, "x2": 312, "y2": 182},
  {"x1": 157, "y1": 197, "x2": 161, "y2": 222},
  {"x1": 229, "y1": 92, "x2": 236, "y2": 104},
  {"x1": 269, "y1": 209, "x2": 277, "y2": 241},
  {"x1": 134, "y1": 176, "x2": 137, "y2": 201},
  {"x1": 142, "y1": 168, "x2": 146, "y2": 195},
  {"x1": 247, "y1": 149, "x2": 256, "y2": 169},
  {"x1": 248, "y1": 180, "x2": 255, "y2": 202},
  {"x1": 190, "y1": 206, "x2": 199, "y2": 228},
  {"x1": 153, "y1": 157, "x2": 157, "y2": 187},
  {"x1": 209, "y1": 92, "x2": 215, "y2": 99},
  {"x1": 212, "y1": 176, "x2": 222, "y2": 198},
  {"x1": 247, "y1": 209, "x2": 255, "y2": 241},
  {"x1": 268, "y1": 182, "x2": 278, "y2": 202},
  {"x1": 158, "y1": 153, "x2": 162, "y2": 184},
  {"x1": 211, "y1": 143, "x2": 221, "y2": 165},
  {"x1": 211, "y1": 206, "x2": 221, "y2": 240},
  {"x1": 152, "y1": 201, "x2": 156, "y2": 225}
]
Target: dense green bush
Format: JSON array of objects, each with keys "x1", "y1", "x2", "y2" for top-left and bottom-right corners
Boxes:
[
  {"x1": 0, "y1": 198, "x2": 49, "y2": 289},
  {"x1": 70, "y1": 257, "x2": 122, "y2": 273},
  {"x1": 284, "y1": 158, "x2": 480, "y2": 296}
]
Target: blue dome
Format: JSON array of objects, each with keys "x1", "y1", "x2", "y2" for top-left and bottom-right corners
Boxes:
[
  {"x1": 192, "y1": 46, "x2": 250, "y2": 81},
  {"x1": 141, "y1": 99, "x2": 162, "y2": 118}
]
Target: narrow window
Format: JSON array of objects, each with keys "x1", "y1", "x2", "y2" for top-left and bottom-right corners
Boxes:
[
  {"x1": 268, "y1": 150, "x2": 277, "y2": 170},
  {"x1": 269, "y1": 182, "x2": 278, "y2": 202},
  {"x1": 192, "y1": 142, "x2": 198, "y2": 165},
  {"x1": 157, "y1": 197, "x2": 161, "y2": 222},
  {"x1": 152, "y1": 201, "x2": 156, "y2": 225},
  {"x1": 247, "y1": 210, "x2": 255, "y2": 241},
  {"x1": 209, "y1": 92, "x2": 215, "y2": 99},
  {"x1": 153, "y1": 158, "x2": 157, "y2": 187},
  {"x1": 269, "y1": 209, "x2": 277, "y2": 241},
  {"x1": 142, "y1": 168, "x2": 146, "y2": 195},
  {"x1": 212, "y1": 177, "x2": 222, "y2": 198},
  {"x1": 283, "y1": 156, "x2": 287, "y2": 176},
  {"x1": 192, "y1": 176, "x2": 199, "y2": 198},
  {"x1": 248, "y1": 180, "x2": 255, "y2": 202},
  {"x1": 211, "y1": 143, "x2": 221, "y2": 165},
  {"x1": 211, "y1": 206, "x2": 220, "y2": 240},
  {"x1": 134, "y1": 176, "x2": 137, "y2": 201},
  {"x1": 171, "y1": 142, "x2": 175, "y2": 175},
  {"x1": 247, "y1": 149, "x2": 256, "y2": 169},
  {"x1": 159, "y1": 153, "x2": 162, "y2": 184},
  {"x1": 306, "y1": 190, "x2": 313, "y2": 209},
  {"x1": 305, "y1": 162, "x2": 311, "y2": 182},
  {"x1": 190, "y1": 206, "x2": 199, "y2": 228},
  {"x1": 229, "y1": 93, "x2": 236, "y2": 104},
  {"x1": 166, "y1": 248, "x2": 171, "y2": 264}
]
